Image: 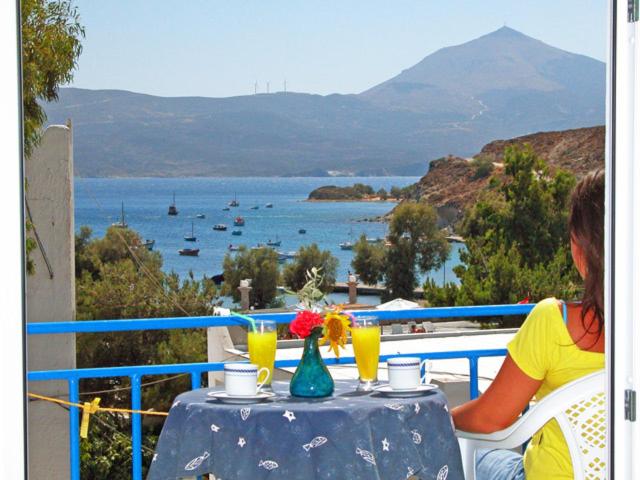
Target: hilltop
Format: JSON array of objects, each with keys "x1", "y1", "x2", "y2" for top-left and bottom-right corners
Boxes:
[
  {"x1": 410, "y1": 126, "x2": 605, "y2": 226},
  {"x1": 45, "y1": 27, "x2": 605, "y2": 177}
]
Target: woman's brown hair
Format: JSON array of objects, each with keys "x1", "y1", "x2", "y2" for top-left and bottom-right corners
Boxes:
[{"x1": 568, "y1": 168, "x2": 605, "y2": 338}]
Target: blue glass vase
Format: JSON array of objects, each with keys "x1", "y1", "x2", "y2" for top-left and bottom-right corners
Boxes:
[{"x1": 290, "y1": 329, "x2": 334, "y2": 398}]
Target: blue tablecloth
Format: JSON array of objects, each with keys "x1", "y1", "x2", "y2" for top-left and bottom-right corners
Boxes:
[{"x1": 147, "y1": 380, "x2": 464, "y2": 480}]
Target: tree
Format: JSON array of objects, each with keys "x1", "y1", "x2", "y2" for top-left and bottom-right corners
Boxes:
[
  {"x1": 384, "y1": 202, "x2": 450, "y2": 299},
  {"x1": 222, "y1": 247, "x2": 281, "y2": 309},
  {"x1": 377, "y1": 188, "x2": 388, "y2": 200},
  {"x1": 352, "y1": 235, "x2": 385, "y2": 285},
  {"x1": 449, "y1": 145, "x2": 581, "y2": 323},
  {"x1": 390, "y1": 186, "x2": 403, "y2": 199},
  {"x1": 21, "y1": 0, "x2": 85, "y2": 156},
  {"x1": 75, "y1": 226, "x2": 218, "y2": 477},
  {"x1": 282, "y1": 244, "x2": 338, "y2": 293},
  {"x1": 351, "y1": 203, "x2": 450, "y2": 300},
  {"x1": 75, "y1": 226, "x2": 217, "y2": 409}
]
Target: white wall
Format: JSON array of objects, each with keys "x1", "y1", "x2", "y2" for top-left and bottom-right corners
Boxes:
[{"x1": 25, "y1": 124, "x2": 76, "y2": 479}]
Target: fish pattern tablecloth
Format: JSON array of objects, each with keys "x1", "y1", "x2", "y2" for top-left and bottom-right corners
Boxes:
[{"x1": 147, "y1": 380, "x2": 464, "y2": 480}]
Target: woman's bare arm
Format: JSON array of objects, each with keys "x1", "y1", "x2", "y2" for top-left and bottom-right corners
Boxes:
[{"x1": 451, "y1": 354, "x2": 542, "y2": 433}]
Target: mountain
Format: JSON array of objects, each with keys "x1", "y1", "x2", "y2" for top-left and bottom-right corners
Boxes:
[{"x1": 44, "y1": 27, "x2": 605, "y2": 177}]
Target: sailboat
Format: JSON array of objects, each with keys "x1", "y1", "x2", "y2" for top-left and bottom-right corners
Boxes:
[
  {"x1": 168, "y1": 193, "x2": 178, "y2": 216},
  {"x1": 340, "y1": 227, "x2": 355, "y2": 250},
  {"x1": 228, "y1": 193, "x2": 240, "y2": 207},
  {"x1": 111, "y1": 202, "x2": 128, "y2": 228},
  {"x1": 266, "y1": 236, "x2": 281, "y2": 247},
  {"x1": 184, "y1": 221, "x2": 197, "y2": 242}
]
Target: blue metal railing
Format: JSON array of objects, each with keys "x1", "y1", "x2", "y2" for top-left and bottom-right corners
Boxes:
[{"x1": 27, "y1": 304, "x2": 533, "y2": 480}]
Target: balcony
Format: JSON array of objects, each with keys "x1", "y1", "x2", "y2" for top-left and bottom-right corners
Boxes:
[{"x1": 27, "y1": 303, "x2": 534, "y2": 480}]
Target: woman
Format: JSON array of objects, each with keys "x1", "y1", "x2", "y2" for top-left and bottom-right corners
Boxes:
[{"x1": 452, "y1": 169, "x2": 605, "y2": 480}]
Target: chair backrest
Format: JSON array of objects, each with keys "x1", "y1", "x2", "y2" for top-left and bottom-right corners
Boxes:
[{"x1": 556, "y1": 390, "x2": 606, "y2": 480}]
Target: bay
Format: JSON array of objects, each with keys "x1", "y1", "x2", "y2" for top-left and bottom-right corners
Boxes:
[{"x1": 75, "y1": 177, "x2": 462, "y2": 305}]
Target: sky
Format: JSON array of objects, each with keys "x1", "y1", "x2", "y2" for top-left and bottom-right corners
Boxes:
[{"x1": 68, "y1": 0, "x2": 608, "y2": 98}]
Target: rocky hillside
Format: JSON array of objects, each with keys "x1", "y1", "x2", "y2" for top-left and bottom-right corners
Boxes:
[
  {"x1": 477, "y1": 125, "x2": 604, "y2": 177},
  {"x1": 413, "y1": 125, "x2": 605, "y2": 226}
]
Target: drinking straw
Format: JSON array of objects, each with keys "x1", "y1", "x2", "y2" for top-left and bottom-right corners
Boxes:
[{"x1": 231, "y1": 310, "x2": 257, "y2": 333}]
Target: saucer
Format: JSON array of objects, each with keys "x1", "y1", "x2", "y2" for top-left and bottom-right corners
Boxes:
[
  {"x1": 206, "y1": 390, "x2": 276, "y2": 404},
  {"x1": 372, "y1": 384, "x2": 437, "y2": 398}
]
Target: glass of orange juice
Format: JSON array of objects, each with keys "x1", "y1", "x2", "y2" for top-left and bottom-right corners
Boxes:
[
  {"x1": 351, "y1": 316, "x2": 381, "y2": 391},
  {"x1": 248, "y1": 320, "x2": 277, "y2": 390}
]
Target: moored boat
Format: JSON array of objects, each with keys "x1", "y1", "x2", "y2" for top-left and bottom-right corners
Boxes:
[
  {"x1": 298, "y1": 228, "x2": 306, "y2": 234},
  {"x1": 196, "y1": 213, "x2": 206, "y2": 219},
  {"x1": 234, "y1": 216, "x2": 245, "y2": 227},
  {"x1": 228, "y1": 193, "x2": 240, "y2": 207},
  {"x1": 232, "y1": 230, "x2": 242, "y2": 236},
  {"x1": 112, "y1": 202, "x2": 128, "y2": 228},
  {"x1": 184, "y1": 221, "x2": 197, "y2": 242},
  {"x1": 168, "y1": 193, "x2": 178, "y2": 216},
  {"x1": 265, "y1": 203, "x2": 273, "y2": 208},
  {"x1": 266, "y1": 236, "x2": 281, "y2": 247},
  {"x1": 142, "y1": 239, "x2": 155, "y2": 251},
  {"x1": 339, "y1": 241, "x2": 354, "y2": 250},
  {"x1": 178, "y1": 248, "x2": 199, "y2": 256},
  {"x1": 213, "y1": 224, "x2": 228, "y2": 231}
]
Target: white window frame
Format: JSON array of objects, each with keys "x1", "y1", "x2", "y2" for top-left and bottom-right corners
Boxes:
[
  {"x1": 0, "y1": 0, "x2": 637, "y2": 478},
  {"x1": 607, "y1": 0, "x2": 639, "y2": 478}
]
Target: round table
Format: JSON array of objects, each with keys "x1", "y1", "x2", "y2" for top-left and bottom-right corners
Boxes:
[{"x1": 147, "y1": 380, "x2": 464, "y2": 480}]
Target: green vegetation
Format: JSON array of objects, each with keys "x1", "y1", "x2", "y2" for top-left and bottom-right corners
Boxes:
[
  {"x1": 389, "y1": 184, "x2": 421, "y2": 201},
  {"x1": 352, "y1": 202, "x2": 450, "y2": 300},
  {"x1": 21, "y1": 0, "x2": 84, "y2": 157},
  {"x1": 283, "y1": 244, "x2": 338, "y2": 294},
  {"x1": 307, "y1": 183, "x2": 377, "y2": 200},
  {"x1": 471, "y1": 155, "x2": 494, "y2": 180},
  {"x1": 222, "y1": 246, "x2": 282, "y2": 309},
  {"x1": 75, "y1": 226, "x2": 218, "y2": 478},
  {"x1": 424, "y1": 145, "x2": 581, "y2": 326}
]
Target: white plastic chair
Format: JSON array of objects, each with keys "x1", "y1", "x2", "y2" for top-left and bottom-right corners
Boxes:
[{"x1": 456, "y1": 370, "x2": 605, "y2": 480}]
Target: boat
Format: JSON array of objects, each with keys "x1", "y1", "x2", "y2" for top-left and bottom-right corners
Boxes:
[
  {"x1": 211, "y1": 273, "x2": 224, "y2": 285},
  {"x1": 340, "y1": 227, "x2": 355, "y2": 250},
  {"x1": 178, "y1": 248, "x2": 199, "y2": 256},
  {"x1": 111, "y1": 202, "x2": 128, "y2": 228},
  {"x1": 266, "y1": 237, "x2": 281, "y2": 247},
  {"x1": 277, "y1": 250, "x2": 298, "y2": 261},
  {"x1": 232, "y1": 230, "x2": 242, "y2": 236},
  {"x1": 298, "y1": 229, "x2": 306, "y2": 234},
  {"x1": 265, "y1": 203, "x2": 273, "y2": 208},
  {"x1": 222, "y1": 207, "x2": 231, "y2": 211},
  {"x1": 142, "y1": 239, "x2": 155, "y2": 251},
  {"x1": 196, "y1": 213, "x2": 206, "y2": 219},
  {"x1": 250, "y1": 205, "x2": 259, "y2": 210},
  {"x1": 184, "y1": 221, "x2": 197, "y2": 242},
  {"x1": 366, "y1": 237, "x2": 383, "y2": 244},
  {"x1": 234, "y1": 216, "x2": 245, "y2": 227},
  {"x1": 228, "y1": 244, "x2": 240, "y2": 252},
  {"x1": 213, "y1": 224, "x2": 228, "y2": 231},
  {"x1": 168, "y1": 193, "x2": 178, "y2": 216},
  {"x1": 228, "y1": 193, "x2": 240, "y2": 207}
]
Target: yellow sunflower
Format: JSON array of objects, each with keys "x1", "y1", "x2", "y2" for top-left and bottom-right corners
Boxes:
[{"x1": 319, "y1": 311, "x2": 351, "y2": 357}]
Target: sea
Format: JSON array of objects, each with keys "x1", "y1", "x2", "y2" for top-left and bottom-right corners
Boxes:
[{"x1": 75, "y1": 177, "x2": 463, "y2": 305}]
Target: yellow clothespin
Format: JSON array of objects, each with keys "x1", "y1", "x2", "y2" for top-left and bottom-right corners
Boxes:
[{"x1": 80, "y1": 397, "x2": 101, "y2": 439}]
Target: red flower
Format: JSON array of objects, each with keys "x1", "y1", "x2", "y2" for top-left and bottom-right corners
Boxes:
[{"x1": 289, "y1": 311, "x2": 324, "y2": 339}]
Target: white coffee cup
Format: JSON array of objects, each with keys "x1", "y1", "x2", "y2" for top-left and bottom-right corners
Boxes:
[
  {"x1": 387, "y1": 357, "x2": 433, "y2": 390},
  {"x1": 224, "y1": 363, "x2": 270, "y2": 397}
]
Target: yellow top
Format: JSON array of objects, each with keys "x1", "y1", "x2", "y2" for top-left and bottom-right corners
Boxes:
[{"x1": 507, "y1": 298, "x2": 604, "y2": 479}]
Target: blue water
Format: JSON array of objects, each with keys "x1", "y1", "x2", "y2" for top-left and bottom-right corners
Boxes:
[{"x1": 74, "y1": 177, "x2": 462, "y2": 303}]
